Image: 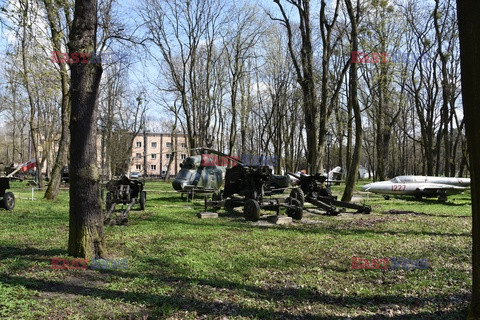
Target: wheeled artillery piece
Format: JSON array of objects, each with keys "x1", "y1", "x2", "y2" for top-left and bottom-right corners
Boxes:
[
  {"x1": 103, "y1": 176, "x2": 146, "y2": 225},
  {"x1": 287, "y1": 172, "x2": 371, "y2": 217},
  {"x1": 204, "y1": 165, "x2": 371, "y2": 222},
  {"x1": 205, "y1": 162, "x2": 302, "y2": 221},
  {"x1": 205, "y1": 163, "x2": 300, "y2": 222},
  {"x1": 0, "y1": 177, "x2": 15, "y2": 210}
]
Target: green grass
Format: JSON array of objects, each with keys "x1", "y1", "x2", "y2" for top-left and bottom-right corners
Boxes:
[{"x1": 0, "y1": 180, "x2": 472, "y2": 319}]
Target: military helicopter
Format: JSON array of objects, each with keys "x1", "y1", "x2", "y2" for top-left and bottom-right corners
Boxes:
[
  {"x1": 172, "y1": 148, "x2": 289, "y2": 197},
  {"x1": 171, "y1": 148, "x2": 239, "y2": 197}
]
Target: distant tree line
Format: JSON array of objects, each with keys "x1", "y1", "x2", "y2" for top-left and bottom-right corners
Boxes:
[{"x1": 0, "y1": 0, "x2": 466, "y2": 202}]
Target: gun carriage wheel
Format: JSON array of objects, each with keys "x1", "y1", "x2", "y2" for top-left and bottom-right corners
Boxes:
[
  {"x1": 244, "y1": 199, "x2": 261, "y2": 222},
  {"x1": 2, "y1": 192, "x2": 15, "y2": 210}
]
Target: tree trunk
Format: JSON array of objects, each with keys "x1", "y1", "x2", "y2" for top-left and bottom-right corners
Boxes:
[
  {"x1": 375, "y1": 109, "x2": 385, "y2": 180},
  {"x1": 164, "y1": 111, "x2": 178, "y2": 181},
  {"x1": 43, "y1": 0, "x2": 71, "y2": 200},
  {"x1": 273, "y1": 0, "x2": 320, "y2": 173},
  {"x1": 19, "y1": 0, "x2": 43, "y2": 188},
  {"x1": 67, "y1": 0, "x2": 105, "y2": 259},
  {"x1": 345, "y1": 91, "x2": 352, "y2": 176},
  {"x1": 457, "y1": 0, "x2": 480, "y2": 318},
  {"x1": 342, "y1": 0, "x2": 361, "y2": 202}
]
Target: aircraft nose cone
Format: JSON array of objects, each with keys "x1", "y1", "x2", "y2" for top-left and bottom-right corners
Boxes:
[
  {"x1": 362, "y1": 183, "x2": 371, "y2": 191},
  {"x1": 172, "y1": 179, "x2": 186, "y2": 191}
]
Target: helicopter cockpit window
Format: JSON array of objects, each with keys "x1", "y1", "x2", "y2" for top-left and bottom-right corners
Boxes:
[
  {"x1": 182, "y1": 158, "x2": 195, "y2": 169},
  {"x1": 176, "y1": 170, "x2": 190, "y2": 179}
]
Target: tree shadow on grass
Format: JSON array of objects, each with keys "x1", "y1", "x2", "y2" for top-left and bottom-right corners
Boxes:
[
  {"x1": 0, "y1": 246, "x2": 64, "y2": 261},
  {"x1": 148, "y1": 195, "x2": 186, "y2": 203},
  {"x1": 153, "y1": 214, "x2": 472, "y2": 239},
  {"x1": 0, "y1": 271, "x2": 468, "y2": 319},
  {"x1": 0, "y1": 272, "x2": 322, "y2": 319},
  {"x1": 382, "y1": 210, "x2": 471, "y2": 219},
  {"x1": 0, "y1": 244, "x2": 469, "y2": 319}
]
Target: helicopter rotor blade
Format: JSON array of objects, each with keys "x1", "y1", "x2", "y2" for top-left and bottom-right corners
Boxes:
[{"x1": 186, "y1": 147, "x2": 244, "y2": 165}]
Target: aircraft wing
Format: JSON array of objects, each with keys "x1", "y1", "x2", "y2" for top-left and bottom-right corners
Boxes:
[{"x1": 417, "y1": 184, "x2": 467, "y2": 195}]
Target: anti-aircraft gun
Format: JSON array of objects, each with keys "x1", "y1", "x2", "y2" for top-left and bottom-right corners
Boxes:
[
  {"x1": 206, "y1": 162, "x2": 300, "y2": 222},
  {"x1": 103, "y1": 176, "x2": 146, "y2": 225},
  {"x1": 0, "y1": 178, "x2": 14, "y2": 210},
  {"x1": 287, "y1": 172, "x2": 371, "y2": 216}
]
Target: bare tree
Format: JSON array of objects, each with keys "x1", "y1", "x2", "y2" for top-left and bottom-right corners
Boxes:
[
  {"x1": 433, "y1": 0, "x2": 460, "y2": 177},
  {"x1": 271, "y1": 0, "x2": 320, "y2": 173},
  {"x1": 341, "y1": 0, "x2": 361, "y2": 202},
  {"x1": 141, "y1": 0, "x2": 226, "y2": 151},
  {"x1": 14, "y1": 0, "x2": 62, "y2": 188},
  {"x1": 1, "y1": 65, "x2": 30, "y2": 165},
  {"x1": 400, "y1": 0, "x2": 439, "y2": 175},
  {"x1": 43, "y1": 0, "x2": 73, "y2": 199},
  {"x1": 360, "y1": 0, "x2": 405, "y2": 180},
  {"x1": 98, "y1": 65, "x2": 146, "y2": 179},
  {"x1": 219, "y1": 4, "x2": 264, "y2": 155}
]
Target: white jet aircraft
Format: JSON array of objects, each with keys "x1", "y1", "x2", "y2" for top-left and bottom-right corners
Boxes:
[{"x1": 362, "y1": 176, "x2": 470, "y2": 202}]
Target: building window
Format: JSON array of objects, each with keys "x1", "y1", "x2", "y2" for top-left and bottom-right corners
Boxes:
[
  {"x1": 181, "y1": 154, "x2": 186, "y2": 160},
  {"x1": 151, "y1": 154, "x2": 157, "y2": 159},
  {"x1": 136, "y1": 141, "x2": 142, "y2": 148},
  {"x1": 150, "y1": 165, "x2": 156, "y2": 171},
  {"x1": 181, "y1": 143, "x2": 186, "y2": 149},
  {"x1": 136, "y1": 153, "x2": 141, "y2": 159},
  {"x1": 151, "y1": 142, "x2": 157, "y2": 148},
  {"x1": 166, "y1": 142, "x2": 172, "y2": 148},
  {"x1": 136, "y1": 165, "x2": 141, "y2": 170}
]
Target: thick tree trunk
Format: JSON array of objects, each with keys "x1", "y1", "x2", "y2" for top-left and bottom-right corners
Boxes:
[
  {"x1": 67, "y1": 0, "x2": 105, "y2": 259},
  {"x1": 457, "y1": 0, "x2": 480, "y2": 318}
]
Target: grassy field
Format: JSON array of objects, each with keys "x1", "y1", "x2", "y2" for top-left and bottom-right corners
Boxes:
[{"x1": 0, "y1": 180, "x2": 472, "y2": 319}]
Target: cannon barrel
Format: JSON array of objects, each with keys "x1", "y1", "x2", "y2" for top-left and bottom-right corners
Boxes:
[{"x1": 287, "y1": 172, "x2": 301, "y2": 180}]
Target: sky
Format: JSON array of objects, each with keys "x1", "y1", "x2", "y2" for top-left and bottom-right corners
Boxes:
[{"x1": 0, "y1": 0, "x2": 462, "y2": 129}]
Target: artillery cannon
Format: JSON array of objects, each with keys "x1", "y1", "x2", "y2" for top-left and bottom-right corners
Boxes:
[
  {"x1": 0, "y1": 178, "x2": 15, "y2": 210},
  {"x1": 206, "y1": 164, "x2": 299, "y2": 222},
  {"x1": 103, "y1": 176, "x2": 146, "y2": 225},
  {"x1": 287, "y1": 172, "x2": 371, "y2": 216}
]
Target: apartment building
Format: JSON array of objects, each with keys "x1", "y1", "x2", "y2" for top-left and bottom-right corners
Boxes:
[{"x1": 130, "y1": 133, "x2": 188, "y2": 178}]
